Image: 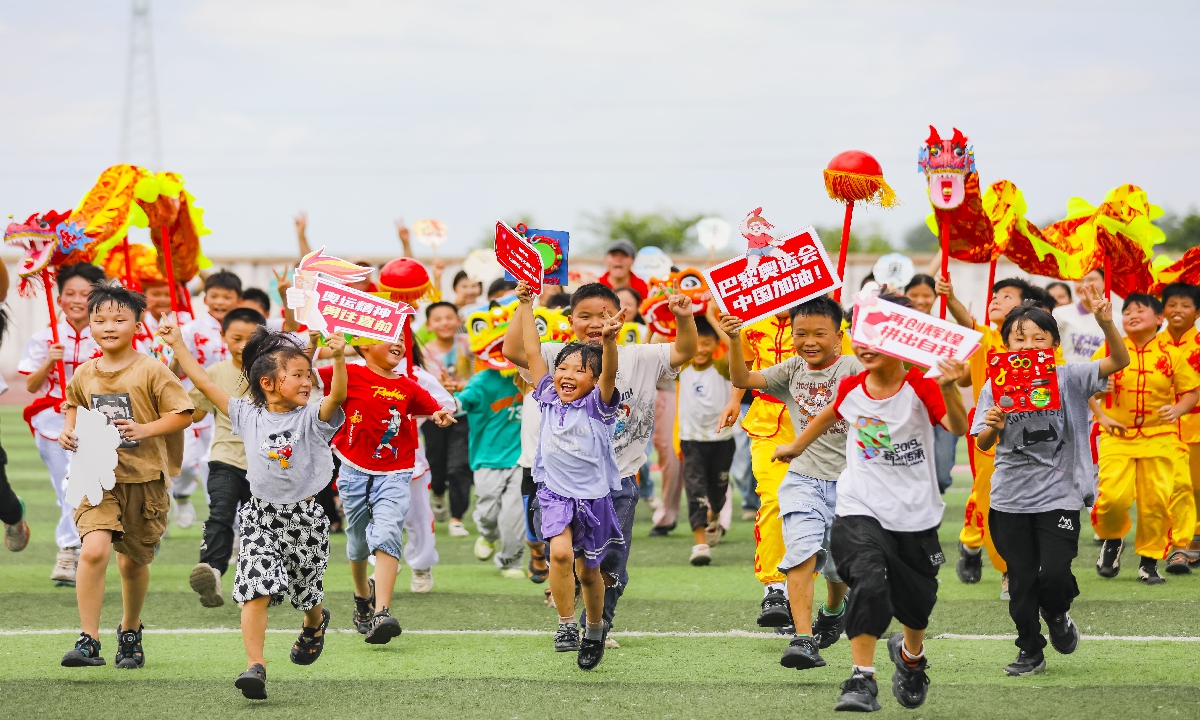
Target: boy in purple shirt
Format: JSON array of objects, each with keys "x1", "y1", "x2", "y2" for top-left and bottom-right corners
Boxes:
[{"x1": 516, "y1": 282, "x2": 624, "y2": 672}]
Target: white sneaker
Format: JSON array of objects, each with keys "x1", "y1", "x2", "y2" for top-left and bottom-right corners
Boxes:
[
  {"x1": 430, "y1": 494, "x2": 450, "y2": 523},
  {"x1": 175, "y1": 497, "x2": 196, "y2": 529},
  {"x1": 499, "y1": 566, "x2": 525, "y2": 579},
  {"x1": 411, "y1": 568, "x2": 434, "y2": 593},
  {"x1": 51, "y1": 547, "x2": 79, "y2": 585},
  {"x1": 689, "y1": 544, "x2": 712, "y2": 566},
  {"x1": 605, "y1": 636, "x2": 620, "y2": 649},
  {"x1": 189, "y1": 562, "x2": 224, "y2": 607},
  {"x1": 741, "y1": 509, "x2": 757, "y2": 521},
  {"x1": 448, "y1": 520, "x2": 469, "y2": 537},
  {"x1": 647, "y1": 495, "x2": 663, "y2": 511},
  {"x1": 474, "y1": 536, "x2": 496, "y2": 560},
  {"x1": 704, "y1": 520, "x2": 723, "y2": 547}
]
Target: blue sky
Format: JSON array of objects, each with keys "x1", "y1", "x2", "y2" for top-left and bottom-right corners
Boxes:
[{"x1": 2, "y1": 1, "x2": 1198, "y2": 258}]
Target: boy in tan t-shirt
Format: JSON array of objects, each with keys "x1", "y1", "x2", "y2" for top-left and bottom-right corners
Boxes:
[{"x1": 59, "y1": 283, "x2": 194, "y2": 669}]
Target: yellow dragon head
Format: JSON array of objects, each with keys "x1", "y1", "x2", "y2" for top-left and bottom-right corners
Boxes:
[
  {"x1": 467, "y1": 300, "x2": 517, "y2": 373},
  {"x1": 532, "y1": 306, "x2": 574, "y2": 343}
]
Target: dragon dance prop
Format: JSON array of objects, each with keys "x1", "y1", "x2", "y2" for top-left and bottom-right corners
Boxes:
[
  {"x1": 823, "y1": 150, "x2": 899, "y2": 301},
  {"x1": 919, "y1": 127, "x2": 1166, "y2": 303},
  {"x1": 467, "y1": 300, "x2": 518, "y2": 374},
  {"x1": 638, "y1": 268, "x2": 711, "y2": 340}
]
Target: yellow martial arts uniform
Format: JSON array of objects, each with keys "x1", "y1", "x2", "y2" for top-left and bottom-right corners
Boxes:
[
  {"x1": 1157, "y1": 328, "x2": 1200, "y2": 546},
  {"x1": 741, "y1": 315, "x2": 795, "y2": 585},
  {"x1": 959, "y1": 324, "x2": 1007, "y2": 573},
  {"x1": 1092, "y1": 336, "x2": 1200, "y2": 558}
]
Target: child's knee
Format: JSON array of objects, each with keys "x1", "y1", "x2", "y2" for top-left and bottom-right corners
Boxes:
[{"x1": 549, "y1": 544, "x2": 574, "y2": 567}]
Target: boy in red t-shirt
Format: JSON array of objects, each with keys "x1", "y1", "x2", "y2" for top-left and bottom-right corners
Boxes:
[{"x1": 319, "y1": 338, "x2": 455, "y2": 644}]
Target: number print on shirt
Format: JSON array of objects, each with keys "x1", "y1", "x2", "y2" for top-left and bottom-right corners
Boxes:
[{"x1": 853, "y1": 415, "x2": 927, "y2": 467}]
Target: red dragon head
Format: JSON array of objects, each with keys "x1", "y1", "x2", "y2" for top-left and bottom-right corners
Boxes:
[
  {"x1": 3, "y1": 210, "x2": 95, "y2": 292},
  {"x1": 638, "y1": 268, "x2": 711, "y2": 339},
  {"x1": 918, "y1": 126, "x2": 976, "y2": 210}
]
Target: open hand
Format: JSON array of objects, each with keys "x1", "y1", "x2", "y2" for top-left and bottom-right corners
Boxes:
[
  {"x1": 430, "y1": 409, "x2": 457, "y2": 427},
  {"x1": 936, "y1": 358, "x2": 969, "y2": 386},
  {"x1": 1159, "y1": 403, "x2": 1187, "y2": 424},
  {"x1": 1097, "y1": 414, "x2": 1128, "y2": 437},
  {"x1": 717, "y1": 402, "x2": 740, "y2": 432}
]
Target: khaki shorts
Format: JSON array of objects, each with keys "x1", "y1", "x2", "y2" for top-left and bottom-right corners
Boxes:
[{"x1": 73, "y1": 479, "x2": 169, "y2": 565}]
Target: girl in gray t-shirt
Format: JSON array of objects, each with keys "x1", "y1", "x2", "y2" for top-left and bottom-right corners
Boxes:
[
  {"x1": 971, "y1": 291, "x2": 1127, "y2": 677},
  {"x1": 161, "y1": 320, "x2": 348, "y2": 700}
]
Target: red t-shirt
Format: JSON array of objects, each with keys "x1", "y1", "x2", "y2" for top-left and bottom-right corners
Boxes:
[
  {"x1": 599, "y1": 272, "x2": 649, "y2": 300},
  {"x1": 319, "y1": 364, "x2": 441, "y2": 474}
]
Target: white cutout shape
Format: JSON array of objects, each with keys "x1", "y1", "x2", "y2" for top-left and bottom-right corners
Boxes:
[{"x1": 65, "y1": 407, "x2": 122, "y2": 509}]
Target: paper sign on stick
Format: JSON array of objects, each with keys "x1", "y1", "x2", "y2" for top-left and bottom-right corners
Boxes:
[
  {"x1": 286, "y1": 247, "x2": 415, "y2": 341},
  {"x1": 495, "y1": 221, "x2": 544, "y2": 295},
  {"x1": 503, "y1": 228, "x2": 569, "y2": 287},
  {"x1": 704, "y1": 226, "x2": 841, "y2": 327},
  {"x1": 66, "y1": 407, "x2": 121, "y2": 509},
  {"x1": 851, "y1": 283, "x2": 982, "y2": 377},
  {"x1": 987, "y1": 349, "x2": 1060, "y2": 412}
]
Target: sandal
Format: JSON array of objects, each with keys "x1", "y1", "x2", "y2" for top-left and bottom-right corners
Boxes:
[
  {"x1": 528, "y1": 543, "x2": 549, "y2": 584},
  {"x1": 290, "y1": 608, "x2": 330, "y2": 666},
  {"x1": 544, "y1": 588, "x2": 555, "y2": 608}
]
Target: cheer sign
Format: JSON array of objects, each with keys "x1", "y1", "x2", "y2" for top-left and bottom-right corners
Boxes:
[{"x1": 987, "y1": 349, "x2": 1060, "y2": 413}]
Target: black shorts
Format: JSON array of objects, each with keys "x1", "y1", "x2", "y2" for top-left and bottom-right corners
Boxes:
[{"x1": 829, "y1": 514, "x2": 944, "y2": 638}]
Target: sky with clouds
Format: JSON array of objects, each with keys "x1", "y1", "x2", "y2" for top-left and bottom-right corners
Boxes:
[{"x1": 2, "y1": 0, "x2": 1198, "y2": 258}]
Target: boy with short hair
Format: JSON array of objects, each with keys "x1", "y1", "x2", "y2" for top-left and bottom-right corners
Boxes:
[
  {"x1": 187, "y1": 307, "x2": 267, "y2": 607},
  {"x1": 18, "y1": 262, "x2": 107, "y2": 585},
  {"x1": 1054, "y1": 269, "x2": 1122, "y2": 364},
  {"x1": 503, "y1": 282, "x2": 696, "y2": 636},
  {"x1": 173, "y1": 271, "x2": 243, "y2": 527},
  {"x1": 939, "y1": 274, "x2": 1042, "y2": 596},
  {"x1": 675, "y1": 316, "x2": 736, "y2": 566},
  {"x1": 1090, "y1": 294, "x2": 1199, "y2": 584},
  {"x1": 772, "y1": 298, "x2": 970, "y2": 712},
  {"x1": 1157, "y1": 283, "x2": 1200, "y2": 573},
  {"x1": 59, "y1": 282, "x2": 194, "y2": 668},
  {"x1": 724, "y1": 298, "x2": 863, "y2": 670}
]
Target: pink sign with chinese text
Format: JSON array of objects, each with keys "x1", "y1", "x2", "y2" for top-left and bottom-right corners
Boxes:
[
  {"x1": 307, "y1": 277, "x2": 414, "y2": 343},
  {"x1": 703, "y1": 226, "x2": 841, "y2": 327},
  {"x1": 851, "y1": 287, "x2": 981, "y2": 376}
]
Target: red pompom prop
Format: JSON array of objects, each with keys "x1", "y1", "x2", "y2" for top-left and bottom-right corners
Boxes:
[
  {"x1": 823, "y1": 150, "x2": 899, "y2": 208},
  {"x1": 378, "y1": 257, "x2": 440, "y2": 304}
]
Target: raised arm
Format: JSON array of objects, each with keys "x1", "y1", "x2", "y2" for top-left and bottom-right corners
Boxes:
[
  {"x1": 718, "y1": 313, "x2": 767, "y2": 390},
  {"x1": 667, "y1": 290, "x2": 697, "y2": 368},
  {"x1": 516, "y1": 282, "x2": 548, "y2": 383},
  {"x1": 1081, "y1": 285, "x2": 1129, "y2": 379},
  {"x1": 503, "y1": 282, "x2": 532, "y2": 370},
  {"x1": 935, "y1": 274, "x2": 974, "y2": 328},
  {"x1": 319, "y1": 335, "x2": 347, "y2": 422},
  {"x1": 599, "y1": 310, "x2": 623, "y2": 403},
  {"x1": 159, "y1": 314, "x2": 231, "y2": 416},
  {"x1": 274, "y1": 268, "x2": 301, "y2": 333},
  {"x1": 294, "y1": 211, "x2": 312, "y2": 258}
]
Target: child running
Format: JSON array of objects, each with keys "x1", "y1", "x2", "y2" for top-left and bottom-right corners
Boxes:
[
  {"x1": 973, "y1": 290, "x2": 1128, "y2": 676},
  {"x1": 1156, "y1": 283, "x2": 1200, "y2": 573},
  {"x1": 723, "y1": 297, "x2": 863, "y2": 671},
  {"x1": 160, "y1": 319, "x2": 347, "y2": 700},
  {"x1": 59, "y1": 282, "x2": 194, "y2": 669},
  {"x1": 515, "y1": 281, "x2": 624, "y2": 670},
  {"x1": 772, "y1": 295, "x2": 970, "y2": 713},
  {"x1": 318, "y1": 334, "x2": 455, "y2": 644}
]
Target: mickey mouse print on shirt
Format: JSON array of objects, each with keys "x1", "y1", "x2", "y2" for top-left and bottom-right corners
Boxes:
[{"x1": 262, "y1": 431, "x2": 297, "y2": 469}]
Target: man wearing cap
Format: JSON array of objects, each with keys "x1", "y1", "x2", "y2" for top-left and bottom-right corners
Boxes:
[{"x1": 599, "y1": 239, "x2": 649, "y2": 299}]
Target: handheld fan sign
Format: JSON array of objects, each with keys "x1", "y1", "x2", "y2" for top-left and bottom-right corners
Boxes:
[
  {"x1": 987, "y1": 349, "x2": 1060, "y2": 413},
  {"x1": 495, "y1": 221, "x2": 544, "y2": 295},
  {"x1": 411, "y1": 219, "x2": 448, "y2": 248},
  {"x1": 286, "y1": 247, "x2": 414, "y2": 342},
  {"x1": 850, "y1": 283, "x2": 982, "y2": 377}
]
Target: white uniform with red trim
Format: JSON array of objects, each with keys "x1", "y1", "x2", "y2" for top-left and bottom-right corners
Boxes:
[
  {"x1": 17, "y1": 321, "x2": 103, "y2": 550},
  {"x1": 175, "y1": 314, "x2": 228, "y2": 500},
  {"x1": 135, "y1": 311, "x2": 193, "y2": 357},
  {"x1": 403, "y1": 364, "x2": 455, "y2": 572}
]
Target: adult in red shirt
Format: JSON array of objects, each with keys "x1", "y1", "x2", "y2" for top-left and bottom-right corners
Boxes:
[{"x1": 598, "y1": 239, "x2": 649, "y2": 299}]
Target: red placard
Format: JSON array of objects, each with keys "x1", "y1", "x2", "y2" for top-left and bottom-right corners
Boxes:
[
  {"x1": 987, "y1": 349, "x2": 1060, "y2": 413},
  {"x1": 704, "y1": 226, "x2": 841, "y2": 327},
  {"x1": 308, "y1": 278, "x2": 414, "y2": 342},
  {"x1": 495, "y1": 221, "x2": 544, "y2": 295}
]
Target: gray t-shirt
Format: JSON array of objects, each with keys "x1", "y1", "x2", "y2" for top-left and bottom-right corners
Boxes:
[
  {"x1": 971, "y1": 361, "x2": 1106, "y2": 513},
  {"x1": 762, "y1": 355, "x2": 863, "y2": 483},
  {"x1": 228, "y1": 398, "x2": 345, "y2": 504}
]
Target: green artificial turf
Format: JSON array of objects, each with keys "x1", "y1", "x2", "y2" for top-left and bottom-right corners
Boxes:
[{"x1": 2, "y1": 406, "x2": 1198, "y2": 719}]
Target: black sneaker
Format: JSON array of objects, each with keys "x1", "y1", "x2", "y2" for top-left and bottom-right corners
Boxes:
[
  {"x1": 1042, "y1": 610, "x2": 1079, "y2": 654},
  {"x1": 61, "y1": 632, "x2": 105, "y2": 667},
  {"x1": 365, "y1": 608, "x2": 402, "y2": 645},
  {"x1": 1137, "y1": 560, "x2": 1166, "y2": 585},
  {"x1": 554, "y1": 622, "x2": 580, "y2": 652},
  {"x1": 956, "y1": 542, "x2": 982, "y2": 584},
  {"x1": 1004, "y1": 649, "x2": 1046, "y2": 676},
  {"x1": 1165, "y1": 550, "x2": 1193, "y2": 575},
  {"x1": 834, "y1": 670, "x2": 880, "y2": 712},
  {"x1": 235, "y1": 663, "x2": 267, "y2": 700},
  {"x1": 1096, "y1": 539, "x2": 1123, "y2": 578},
  {"x1": 577, "y1": 627, "x2": 607, "y2": 671},
  {"x1": 353, "y1": 578, "x2": 376, "y2": 634},
  {"x1": 812, "y1": 604, "x2": 846, "y2": 649},
  {"x1": 780, "y1": 635, "x2": 826, "y2": 670},
  {"x1": 648, "y1": 524, "x2": 675, "y2": 537},
  {"x1": 114, "y1": 624, "x2": 145, "y2": 669},
  {"x1": 757, "y1": 588, "x2": 792, "y2": 628},
  {"x1": 886, "y1": 633, "x2": 930, "y2": 709}
]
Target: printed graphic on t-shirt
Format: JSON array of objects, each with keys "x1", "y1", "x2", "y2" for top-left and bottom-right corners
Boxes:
[
  {"x1": 793, "y1": 379, "x2": 849, "y2": 435},
  {"x1": 1070, "y1": 332, "x2": 1103, "y2": 363},
  {"x1": 613, "y1": 387, "x2": 654, "y2": 458},
  {"x1": 92, "y1": 393, "x2": 138, "y2": 448},
  {"x1": 373, "y1": 407, "x2": 404, "y2": 459},
  {"x1": 853, "y1": 415, "x2": 927, "y2": 467},
  {"x1": 262, "y1": 430, "x2": 297, "y2": 469}
]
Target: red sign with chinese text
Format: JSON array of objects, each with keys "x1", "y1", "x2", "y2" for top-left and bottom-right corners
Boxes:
[
  {"x1": 703, "y1": 227, "x2": 841, "y2": 327},
  {"x1": 987, "y1": 349, "x2": 1060, "y2": 413},
  {"x1": 310, "y1": 277, "x2": 414, "y2": 343},
  {"x1": 495, "y1": 221, "x2": 544, "y2": 295}
]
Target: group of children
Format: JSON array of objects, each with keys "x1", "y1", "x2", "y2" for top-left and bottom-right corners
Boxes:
[{"x1": 5, "y1": 248, "x2": 1199, "y2": 712}]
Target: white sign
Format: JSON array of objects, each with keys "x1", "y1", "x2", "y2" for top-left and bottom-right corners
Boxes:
[
  {"x1": 66, "y1": 407, "x2": 122, "y2": 509},
  {"x1": 851, "y1": 283, "x2": 982, "y2": 377}
]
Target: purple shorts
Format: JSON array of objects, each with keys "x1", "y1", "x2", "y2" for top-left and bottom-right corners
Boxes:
[{"x1": 537, "y1": 486, "x2": 625, "y2": 568}]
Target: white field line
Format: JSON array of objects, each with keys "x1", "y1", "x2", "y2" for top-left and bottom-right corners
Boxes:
[{"x1": 1, "y1": 628, "x2": 1198, "y2": 642}]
